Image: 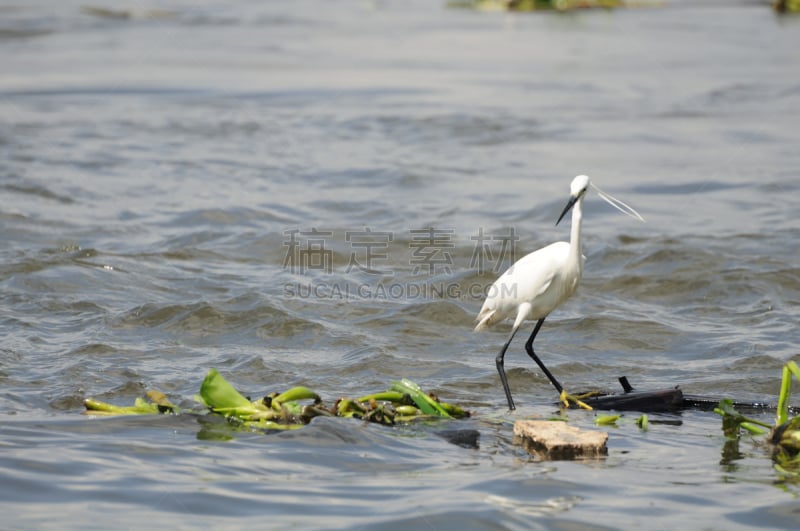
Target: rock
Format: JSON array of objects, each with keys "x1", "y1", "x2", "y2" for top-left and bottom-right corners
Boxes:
[
  {"x1": 435, "y1": 429, "x2": 480, "y2": 449},
  {"x1": 513, "y1": 420, "x2": 608, "y2": 460}
]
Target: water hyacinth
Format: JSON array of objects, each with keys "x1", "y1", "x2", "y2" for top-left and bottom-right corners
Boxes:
[
  {"x1": 84, "y1": 369, "x2": 469, "y2": 431},
  {"x1": 448, "y1": 0, "x2": 626, "y2": 10},
  {"x1": 714, "y1": 361, "x2": 800, "y2": 478}
]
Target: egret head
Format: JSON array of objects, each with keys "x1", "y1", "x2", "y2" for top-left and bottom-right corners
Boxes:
[
  {"x1": 556, "y1": 175, "x2": 590, "y2": 226},
  {"x1": 556, "y1": 174, "x2": 645, "y2": 226},
  {"x1": 570, "y1": 174, "x2": 590, "y2": 196}
]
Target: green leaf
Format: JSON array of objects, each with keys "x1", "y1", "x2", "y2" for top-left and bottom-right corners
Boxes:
[
  {"x1": 777, "y1": 361, "x2": 800, "y2": 425},
  {"x1": 438, "y1": 401, "x2": 470, "y2": 419},
  {"x1": 715, "y1": 398, "x2": 772, "y2": 438},
  {"x1": 272, "y1": 386, "x2": 320, "y2": 406},
  {"x1": 740, "y1": 421, "x2": 768, "y2": 436},
  {"x1": 390, "y1": 379, "x2": 451, "y2": 418},
  {"x1": 356, "y1": 391, "x2": 408, "y2": 404},
  {"x1": 83, "y1": 397, "x2": 161, "y2": 415},
  {"x1": 595, "y1": 414, "x2": 620, "y2": 426},
  {"x1": 199, "y1": 369, "x2": 260, "y2": 417},
  {"x1": 394, "y1": 405, "x2": 420, "y2": 416}
]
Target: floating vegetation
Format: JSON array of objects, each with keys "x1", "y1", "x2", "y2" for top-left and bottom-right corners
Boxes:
[
  {"x1": 448, "y1": 0, "x2": 628, "y2": 11},
  {"x1": 450, "y1": 0, "x2": 796, "y2": 13},
  {"x1": 84, "y1": 369, "x2": 469, "y2": 432},
  {"x1": 594, "y1": 414, "x2": 620, "y2": 427},
  {"x1": 773, "y1": 0, "x2": 800, "y2": 13},
  {"x1": 83, "y1": 390, "x2": 177, "y2": 416},
  {"x1": 714, "y1": 361, "x2": 800, "y2": 479}
]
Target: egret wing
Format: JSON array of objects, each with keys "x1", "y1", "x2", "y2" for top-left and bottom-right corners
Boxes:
[{"x1": 475, "y1": 241, "x2": 570, "y2": 327}]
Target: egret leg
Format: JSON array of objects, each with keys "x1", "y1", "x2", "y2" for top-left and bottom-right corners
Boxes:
[
  {"x1": 496, "y1": 328, "x2": 519, "y2": 410},
  {"x1": 524, "y1": 318, "x2": 564, "y2": 394}
]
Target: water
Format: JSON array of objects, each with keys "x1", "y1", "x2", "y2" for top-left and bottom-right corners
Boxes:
[{"x1": 2, "y1": 0, "x2": 800, "y2": 528}]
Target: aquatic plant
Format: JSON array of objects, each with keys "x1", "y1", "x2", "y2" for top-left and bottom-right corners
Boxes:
[
  {"x1": 773, "y1": 0, "x2": 800, "y2": 13},
  {"x1": 451, "y1": 0, "x2": 799, "y2": 13},
  {"x1": 448, "y1": 0, "x2": 626, "y2": 11},
  {"x1": 84, "y1": 369, "x2": 469, "y2": 431},
  {"x1": 714, "y1": 361, "x2": 800, "y2": 478}
]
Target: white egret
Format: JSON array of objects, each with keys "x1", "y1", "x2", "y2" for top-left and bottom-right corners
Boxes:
[{"x1": 475, "y1": 175, "x2": 644, "y2": 410}]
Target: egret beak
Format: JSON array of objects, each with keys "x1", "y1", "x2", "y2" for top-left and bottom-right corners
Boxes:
[{"x1": 555, "y1": 194, "x2": 579, "y2": 226}]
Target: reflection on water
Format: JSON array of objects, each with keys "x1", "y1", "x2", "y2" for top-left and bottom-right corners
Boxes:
[{"x1": 1, "y1": 0, "x2": 799, "y2": 528}]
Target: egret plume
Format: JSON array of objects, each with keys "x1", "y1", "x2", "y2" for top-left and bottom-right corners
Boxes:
[{"x1": 591, "y1": 182, "x2": 645, "y2": 222}]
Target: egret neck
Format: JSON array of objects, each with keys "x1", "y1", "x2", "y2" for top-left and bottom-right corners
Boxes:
[
  {"x1": 556, "y1": 188, "x2": 586, "y2": 286},
  {"x1": 567, "y1": 193, "x2": 584, "y2": 281}
]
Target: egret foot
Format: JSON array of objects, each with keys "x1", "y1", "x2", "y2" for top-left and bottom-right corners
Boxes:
[
  {"x1": 560, "y1": 389, "x2": 594, "y2": 410},
  {"x1": 573, "y1": 390, "x2": 603, "y2": 400}
]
